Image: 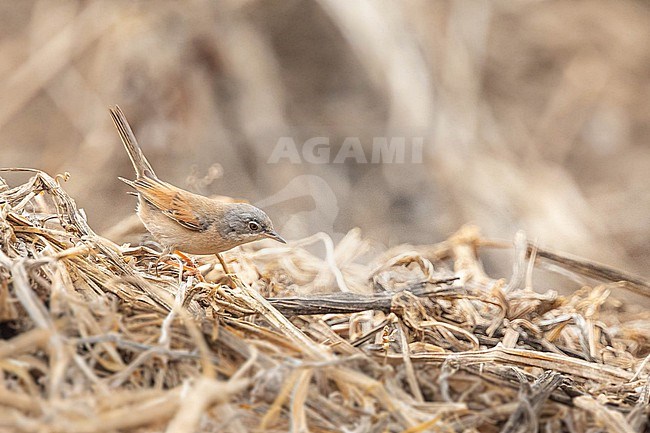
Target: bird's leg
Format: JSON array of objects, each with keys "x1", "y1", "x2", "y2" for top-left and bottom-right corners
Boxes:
[
  {"x1": 172, "y1": 249, "x2": 194, "y2": 266},
  {"x1": 172, "y1": 250, "x2": 205, "y2": 282},
  {"x1": 216, "y1": 253, "x2": 232, "y2": 275}
]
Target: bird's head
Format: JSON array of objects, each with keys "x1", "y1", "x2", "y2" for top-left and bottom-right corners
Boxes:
[{"x1": 218, "y1": 203, "x2": 285, "y2": 247}]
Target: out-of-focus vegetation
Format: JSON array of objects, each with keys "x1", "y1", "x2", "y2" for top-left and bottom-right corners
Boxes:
[{"x1": 1, "y1": 0, "x2": 648, "y2": 276}]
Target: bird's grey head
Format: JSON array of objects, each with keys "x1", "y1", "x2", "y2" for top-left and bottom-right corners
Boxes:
[{"x1": 219, "y1": 203, "x2": 285, "y2": 247}]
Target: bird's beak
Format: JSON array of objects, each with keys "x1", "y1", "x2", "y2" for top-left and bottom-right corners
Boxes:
[{"x1": 265, "y1": 231, "x2": 286, "y2": 244}]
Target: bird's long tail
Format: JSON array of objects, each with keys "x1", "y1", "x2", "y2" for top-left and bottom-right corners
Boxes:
[{"x1": 109, "y1": 105, "x2": 156, "y2": 179}]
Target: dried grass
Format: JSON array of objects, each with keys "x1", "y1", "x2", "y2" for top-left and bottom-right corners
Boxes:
[{"x1": 0, "y1": 168, "x2": 648, "y2": 432}]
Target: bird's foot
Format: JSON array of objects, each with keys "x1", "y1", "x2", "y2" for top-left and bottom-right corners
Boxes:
[
  {"x1": 216, "y1": 253, "x2": 233, "y2": 275},
  {"x1": 216, "y1": 253, "x2": 241, "y2": 288},
  {"x1": 172, "y1": 250, "x2": 205, "y2": 282}
]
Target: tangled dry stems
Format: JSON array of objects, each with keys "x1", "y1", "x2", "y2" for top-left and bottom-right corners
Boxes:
[{"x1": 0, "y1": 169, "x2": 648, "y2": 432}]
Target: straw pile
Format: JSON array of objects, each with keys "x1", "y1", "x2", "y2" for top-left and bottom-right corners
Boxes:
[{"x1": 0, "y1": 168, "x2": 649, "y2": 433}]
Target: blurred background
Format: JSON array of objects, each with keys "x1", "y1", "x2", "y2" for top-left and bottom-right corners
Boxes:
[{"x1": 0, "y1": 0, "x2": 649, "y2": 276}]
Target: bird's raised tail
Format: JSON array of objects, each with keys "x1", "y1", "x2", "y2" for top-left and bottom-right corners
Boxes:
[{"x1": 109, "y1": 105, "x2": 157, "y2": 179}]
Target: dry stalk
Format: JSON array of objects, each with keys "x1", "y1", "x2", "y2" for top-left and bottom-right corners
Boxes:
[{"x1": 0, "y1": 170, "x2": 648, "y2": 432}]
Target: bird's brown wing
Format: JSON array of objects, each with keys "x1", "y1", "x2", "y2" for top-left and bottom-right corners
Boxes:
[{"x1": 129, "y1": 176, "x2": 208, "y2": 231}]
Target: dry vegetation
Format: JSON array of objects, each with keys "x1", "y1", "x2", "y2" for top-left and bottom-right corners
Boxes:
[
  {"x1": 1, "y1": 1, "x2": 650, "y2": 431},
  {"x1": 0, "y1": 169, "x2": 649, "y2": 432}
]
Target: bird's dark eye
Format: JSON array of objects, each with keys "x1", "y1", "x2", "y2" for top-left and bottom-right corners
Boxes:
[{"x1": 248, "y1": 221, "x2": 261, "y2": 231}]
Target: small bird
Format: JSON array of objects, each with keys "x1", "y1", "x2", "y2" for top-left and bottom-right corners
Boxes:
[{"x1": 109, "y1": 105, "x2": 285, "y2": 273}]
